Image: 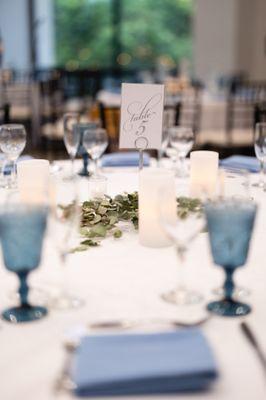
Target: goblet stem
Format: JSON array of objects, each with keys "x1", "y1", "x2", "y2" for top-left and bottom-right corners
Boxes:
[
  {"x1": 223, "y1": 267, "x2": 235, "y2": 301},
  {"x1": 18, "y1": 270, "x2": 30, "y2": 307},
  {"x1": 259, "y1": 160, "x2": 264, "y2": 187},
  {"x1": 70, "y1": 157, "x2": 75, "y2": 177},
  {"x1": 157, "y1": 149, "x2": 163, "y2": 167},
  {"x1": 94, "y1": 158, "x2": 99, "y2": 176},
  {"x1": 176, "y1": 245, "x2": 186, "y2": 290}
]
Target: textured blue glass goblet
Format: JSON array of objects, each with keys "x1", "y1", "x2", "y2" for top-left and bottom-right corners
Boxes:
[
  {"x1": 0, "y1": 206, "x2": 48, "y2": 323},
  {"x1": 205, "y1": 200, "x2": 257, "y2": 317}
]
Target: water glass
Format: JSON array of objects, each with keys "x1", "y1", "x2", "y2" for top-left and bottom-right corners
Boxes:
[
  {"x1": 169, "y1": 126, "x2": 194, "y2": 177},
  {"x1": 0, "y1": 124, "x2": 26, "y2": 188},
  {"x1": 83, "y1": 127, "x2": 108, "y2": 176},
  {"x1": 159, "y1": 188, "x2": 204, "y2": 305},
  {"x1": 0, "y1": 205, "x2": 48, "y2": 323},
  {"x1": 63, "y1": 113, "x2": 80, "y2": 176},
  {"x1": 205, "y1": 199, "x2": 257, "y2": 317},
  {"x1": 253, "y1": 122, "x2": 266, "y2": 188},
  {"x1": 49, "y1": 174, "x2": 84, "y2": 310}
]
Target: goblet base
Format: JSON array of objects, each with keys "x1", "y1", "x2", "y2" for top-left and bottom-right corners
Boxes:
[
  {"x1": 161, "y1": 287, "x2": 203, "y2": 306},
  {"x1": 207, "y1": 299, "x2": 251, "y2": 317},
  {"x1": 2, "y1": 305, "x2": 47, "y2": 323}
]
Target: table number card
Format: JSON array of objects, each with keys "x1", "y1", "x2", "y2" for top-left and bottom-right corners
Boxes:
[{"x1": 119, "y1": 83, "x2": 165, "y2": 150}]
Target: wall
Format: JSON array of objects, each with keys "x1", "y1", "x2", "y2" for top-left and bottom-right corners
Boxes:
[
  {"x1": 194, "y1": 0, "x2": 266, "y2": 83},
  {"x1": 0, "y1": 0, "x2": 30, "y2": 70}
]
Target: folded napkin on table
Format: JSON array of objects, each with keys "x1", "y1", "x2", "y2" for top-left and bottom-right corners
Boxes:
[
  {"x1": 71, "y1": 329, "x2": 218, "y2": 397},
  {"x1": 220, "y1": 155, "x2": 259, "y2": 173},
  {"x1": 101, "y1": 151, "x2": 150, "y2": 167}
]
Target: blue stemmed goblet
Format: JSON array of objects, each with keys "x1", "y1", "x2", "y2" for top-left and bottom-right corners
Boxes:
[
  {"x1": 205, "y1": 199, "x2": 257, "y2": 317},
  {"x1": 0, "y1": 205, "x2": 48, "y2": 323}
]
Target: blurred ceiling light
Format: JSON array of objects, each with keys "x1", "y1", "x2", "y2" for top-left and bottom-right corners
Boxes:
[
  {"x1": 117, "y1": 52, "x2": 132, "y2": 66},
  {"x1": 66, "y1": 59, "x2": 79, "y2": 71},
  {"x1": 79, "y1": 48, "x2": 91, "y2": 61}
]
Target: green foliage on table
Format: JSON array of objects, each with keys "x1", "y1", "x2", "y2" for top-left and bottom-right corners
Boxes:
[{"x1": 71, "y1": 192, "x2": 202, "y2": 253}]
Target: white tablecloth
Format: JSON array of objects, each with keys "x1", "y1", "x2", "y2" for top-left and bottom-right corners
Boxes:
[{"x1": 1, "y1": 165, "x2": 266, "y2": 400}]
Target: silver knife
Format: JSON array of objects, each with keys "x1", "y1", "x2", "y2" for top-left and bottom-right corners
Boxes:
[{"x1": 240, "y1": 321, "x2": 266, "y2": 375}]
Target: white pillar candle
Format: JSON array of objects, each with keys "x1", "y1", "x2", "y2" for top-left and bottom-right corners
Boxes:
[
  {"x1": 139, "y1": 169, "x2": 176, "y2": 248},
  {"x1": 189, "y1": 151, "x2": 219, "y2": 198},
  {"x1": 17, "y1": 159, "x2": 50, "y2": 204}
]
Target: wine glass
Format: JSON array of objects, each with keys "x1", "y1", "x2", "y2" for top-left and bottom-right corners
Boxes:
[
  {"x1": 0, "y1": 124, "x2": 26, "y2": 189},
  {"x1": 253, "y1": 122, "x2": 266, "y2": 188},
  {"x1": 63, "y1": 113, "x2": 80, "y2": 176},
  {"x1": 169, "y1": 126, "x2": 194, "y2": 177},
  {"x1": 0, "y1": 204, "x2": 48, "y2": 323},
  {"x1": 157, "y1": 129, "x2": 169, "y2": 167},
  {"x1": 49, "y1": 174, "x2": 84, "y2": 310},
  {"x1": 159, "y1": 188, "x2": 204, "y2": 305},
  {"x1": 83, "y1": 127, "x2": 108, "y2": 176},
  {"x1": 205, "y1": 198, "x2": 257, "y2": 317}
]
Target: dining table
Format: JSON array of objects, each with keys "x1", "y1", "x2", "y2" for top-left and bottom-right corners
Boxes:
[{"x1": 0, "y1": 160, "x2": 266, "y2": 400}]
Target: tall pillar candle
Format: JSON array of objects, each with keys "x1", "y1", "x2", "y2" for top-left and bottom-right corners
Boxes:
[
  {"x1": 17, "y1": 159, "x2": 50, "y2": 204},
  {"x1": 189, "y1": 151, "x2": 219, "y2": 198},
  {"x1": 139, "y1": 169, "x2": 176, "y2": 248}
]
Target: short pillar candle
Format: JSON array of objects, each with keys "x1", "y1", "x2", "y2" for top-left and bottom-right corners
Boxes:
[
  {"x1": 189, "y1": 151, "x2": 219, "y2": 198},
  {"x1": 17, "y1": 159, "x2": 50, "y2": 204}
]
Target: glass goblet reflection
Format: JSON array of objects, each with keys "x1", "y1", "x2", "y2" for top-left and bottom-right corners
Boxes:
[
  {"x1": 0, "y1": 205, "x2": 48, "y2": 323},
  {"x1": 159, "y1": 190, "x2": 204, "y2": 305},
  {"x1": 205, "y1": 199, "x2": 257, "y2": 317}
]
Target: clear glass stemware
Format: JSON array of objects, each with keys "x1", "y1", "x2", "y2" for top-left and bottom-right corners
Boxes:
[
  {"x1": 49, "y1": 174, "x2": 84, "y2": 310},
  {"x1": 253, "y1": 122, "x2": 266, "y2": 188},
  {"x1": 83, "y1": 127, "x2": 108, "y2": 177},
  {"x1": 0, "y1": 124, "x2": 26, "y2": 189},
  {"x1": 63, "y1": 113, "x2": 80, "y2": 176},
  {"x1": 169, "y1": 126, "x2": 194, "y2": 178},
  {"x1": 159, "y1": 189, "x2": 204, "y2": 305}
]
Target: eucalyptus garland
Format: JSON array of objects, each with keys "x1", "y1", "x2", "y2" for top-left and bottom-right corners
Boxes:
[{"x1": 71, "y1": 193, "x2": 202, "y2": 252}]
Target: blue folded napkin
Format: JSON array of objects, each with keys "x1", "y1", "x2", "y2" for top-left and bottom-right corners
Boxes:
[
  {"x1": 220, "y1": 155, "x2": 259, "y2": 173},
  {"x1": 71, "y1": 330, "x2": 218, "y2": 397},
  {"x1": 101, "y1": 151, "x2": 150, "y2": 167}
]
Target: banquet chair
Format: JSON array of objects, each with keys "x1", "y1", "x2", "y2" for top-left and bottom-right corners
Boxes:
[
  {"x1": 98, "y1": 102, "x2": 120, "y2": 151},
  {"x1": 0, "y1": 103, "x2": 10, "y2": 124},
  {"x1": 254, "y1": 102, "x2": 266, "y2": 128},
  {"x1": 226, "y1": 81, "x2": 266, "y2": 142}
]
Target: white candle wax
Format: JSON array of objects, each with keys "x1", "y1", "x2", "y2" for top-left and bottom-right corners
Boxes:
[
  {"x1": 139, "y1": 169, "x2": 176, "y2": 248},
  {"x1": 17, "y1": 159, "x2": 50, "y2": 204},
  {"x1": 189, "y1": 151, "x2": 219, "y2": 198}
]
